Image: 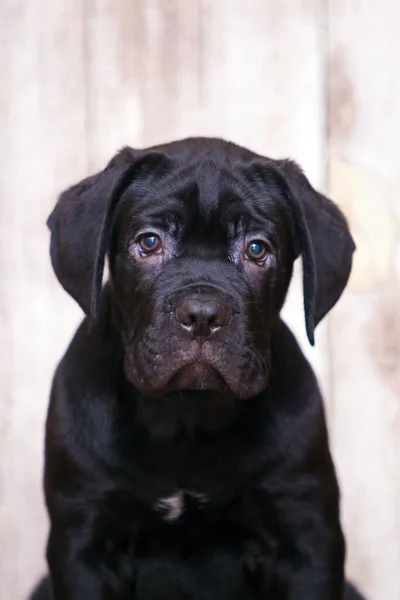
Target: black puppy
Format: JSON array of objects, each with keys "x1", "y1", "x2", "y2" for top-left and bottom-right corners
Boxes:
[{"x1": 40, "y1": 138, "x2": 357, "y2": 599}]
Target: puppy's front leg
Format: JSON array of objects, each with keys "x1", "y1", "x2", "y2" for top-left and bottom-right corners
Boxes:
[
  {"x1": 47, "y1": 524, "x2": 115, "y2": 600},
  {"x1": 271, "y1": 483, "x2": 345, "y2": 600}
]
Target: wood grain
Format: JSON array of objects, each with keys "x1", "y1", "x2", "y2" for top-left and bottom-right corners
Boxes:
[
  {"x1": 0, "y1": 2, "x2": 86, "y2": 597},
  {"x1": 328, "y1": 1, "x2": 400, "y2": 598}
]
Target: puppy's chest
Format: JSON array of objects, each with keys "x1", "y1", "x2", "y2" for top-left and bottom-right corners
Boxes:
[{"x1": 154, "y1": 489, "x2": 208, "y2": 522}]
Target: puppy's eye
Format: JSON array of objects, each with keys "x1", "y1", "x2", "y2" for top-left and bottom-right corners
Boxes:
[
  {"x1": 137, "y1": 233, "x2": 161, "y2": 255},
  {"x1": 246, "y1": 240, "x2": 268, "y2": 262}
]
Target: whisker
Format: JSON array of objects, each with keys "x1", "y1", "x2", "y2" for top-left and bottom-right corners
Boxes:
[{"x1": 248, "y1": 347, "x2": 268, "y2": 373}]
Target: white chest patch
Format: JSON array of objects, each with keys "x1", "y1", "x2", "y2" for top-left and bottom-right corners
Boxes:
[
  {"x1": 155, "y1": 492, "x2": 184, "y2": 522},
  {"x1": 154, "y1": 490, "x2": 208, "y2": 522}
]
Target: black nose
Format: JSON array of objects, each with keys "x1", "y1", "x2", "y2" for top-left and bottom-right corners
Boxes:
[{"x1": 175, "y1": 294, "x2": 230, "y2": 337}]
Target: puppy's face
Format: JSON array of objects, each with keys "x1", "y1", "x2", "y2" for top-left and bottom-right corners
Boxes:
[
  {"x1": 48, "y1": 138, "x2": 355, "y2": 402},
  {"x1": 110, "y1": 161, "x2": 295, "y2": 399}
]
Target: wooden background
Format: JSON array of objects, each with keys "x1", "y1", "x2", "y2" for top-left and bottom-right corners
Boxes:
[{"x1": 1, "y1": 1, "x2": 399, "y2": 598}]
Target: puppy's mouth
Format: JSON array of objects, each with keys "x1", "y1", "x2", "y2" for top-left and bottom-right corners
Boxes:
[
  {"x1": 168, "y1": 362, "x2": 230, "y2": 394},
  {"x1": 126, "y1": 337, "x2": 269, "y2": 400}
]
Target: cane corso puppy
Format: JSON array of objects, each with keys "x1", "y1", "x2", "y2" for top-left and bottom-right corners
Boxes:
[{"x1": 39, "y1": 138, "x2": 358, "y2": 599}]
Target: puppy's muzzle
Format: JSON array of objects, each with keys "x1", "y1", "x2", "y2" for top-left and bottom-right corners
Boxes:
[{"x1": 174, "y1": 289, "x2": 230, "y2": 339}]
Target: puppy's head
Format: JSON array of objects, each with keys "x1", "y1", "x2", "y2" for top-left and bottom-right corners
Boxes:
[{"x1": 48, "y1": 138, "x2": 355, "y2": 399}]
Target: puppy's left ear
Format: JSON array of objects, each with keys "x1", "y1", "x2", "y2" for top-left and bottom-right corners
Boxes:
[{"x1": 275, "y1": 160, "x2": 356, "y2": 345}]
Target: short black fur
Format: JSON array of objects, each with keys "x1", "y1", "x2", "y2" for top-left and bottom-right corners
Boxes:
[{"x1": 32, "y1": 138, "x2": 362, "y2": 600}]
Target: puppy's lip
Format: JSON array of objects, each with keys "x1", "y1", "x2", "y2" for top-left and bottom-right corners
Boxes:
[{"x1": 168, "y1": 362, "x2": 229, "y2": 393}]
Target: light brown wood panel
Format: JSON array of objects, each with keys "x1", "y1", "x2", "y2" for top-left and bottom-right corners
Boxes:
[
  {"x1": 86, "y1": 0, "x2": 327, "y2": 176},
  {"x1": 0, "y1": 2, "x2": 87, "y2": 598},
  {"x1": 86, "y1": 0, "x2": 206, "y2": 168},
  {"x1": 328, "y1": 1, "x2": 400, "y2": 599}
]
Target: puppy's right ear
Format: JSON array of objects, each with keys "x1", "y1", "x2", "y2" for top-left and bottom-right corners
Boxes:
[{"x1": 47, "y1": 147, "x2": 168, "y2": 321}]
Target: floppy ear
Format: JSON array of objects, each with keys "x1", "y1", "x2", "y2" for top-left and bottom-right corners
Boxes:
[
  {"x1": 275, "y1": 159, "x2": 356, "y2": 345},
  {"x1": 47, "y1": 147, "x2": 168, "y2": 321}
]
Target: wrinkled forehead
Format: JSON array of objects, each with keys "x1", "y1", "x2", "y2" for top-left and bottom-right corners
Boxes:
[{"x1": 117, "y1": 159, "x2": 290, "y2": 236}]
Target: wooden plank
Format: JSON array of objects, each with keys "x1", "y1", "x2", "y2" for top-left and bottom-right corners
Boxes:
[
  {"x1": 328, "y1": 1, "x2": 400, "y2": 599},
  {"x1": 0, "y1": 2, "x2": 87, "y2": 597},
  {"x1": 88, "y1": 0, "x2": 326, "y2": 181},
  {"x1": 86, "y1": 0, "x2": 206, "y2": 168},
  {"x1": 87, "y1": 0, "x2": 327, "y2": 175}
]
